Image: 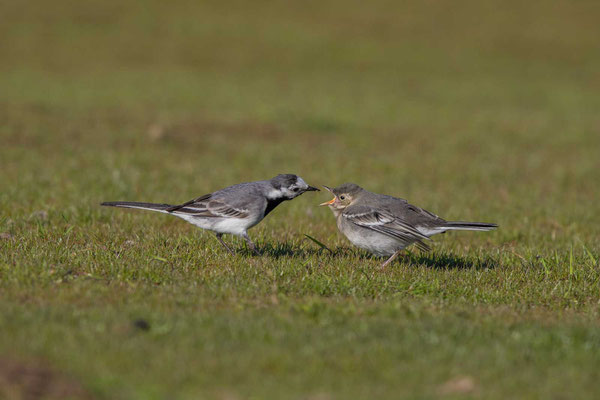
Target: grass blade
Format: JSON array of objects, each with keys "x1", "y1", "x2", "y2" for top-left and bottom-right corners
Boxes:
[
  {"x1": 304, "y1": 234, "x2": 333, "y2": 254},
  {"x1": 569, "y1": 246, "x2": 574, "y2": 277},
  {"x1": 582, "y1": 244, "x2": 597, "y2": 266}
]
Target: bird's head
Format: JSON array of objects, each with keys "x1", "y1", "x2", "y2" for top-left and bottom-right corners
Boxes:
[
  {"x1": 268, "y1": 174, "x2": 319, "y2": 200},
  {"x1": 320, "y1": 183, "x2": 363, "y2": 214}
]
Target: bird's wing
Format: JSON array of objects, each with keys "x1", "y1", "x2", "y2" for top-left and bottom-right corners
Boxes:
[
  {"x1": 166, "y1": 194, "x2": 250, "y2": 218},
  {"x1": 402, "y1": 204, "x2": 447, "y2": 228},
  {"x1": 166, "y1": 193, "x2": 212, "y2": 212},
  {"x1": 343, "y1": 205, "x2": 431, "y2": 251},
  {"x1": 380, "y1": 195, "x2": 446, "y2": 228}
]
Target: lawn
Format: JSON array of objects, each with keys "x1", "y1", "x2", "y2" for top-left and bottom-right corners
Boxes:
[{"x1": 1, "y1": 0, "x2": 600, "y2": 399}]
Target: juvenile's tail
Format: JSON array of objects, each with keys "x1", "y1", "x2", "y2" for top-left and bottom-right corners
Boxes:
[
  {"x1": 100, "y1": 201, "x2": 173, "y2": 213},
  {"x1": 443, "y1": 221, "x2": 498, "y2": 231}
]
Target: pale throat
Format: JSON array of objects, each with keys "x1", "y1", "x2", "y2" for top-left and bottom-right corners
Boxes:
[{"x1": 330, "y1": 206, "x2": 343, "y2": 218}]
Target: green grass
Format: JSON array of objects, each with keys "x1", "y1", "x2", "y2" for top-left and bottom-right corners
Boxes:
[{"x1": 2, "y1": 0, "x2": 600, "y2": 398}]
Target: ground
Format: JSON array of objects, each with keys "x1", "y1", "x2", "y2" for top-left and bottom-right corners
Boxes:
[{"x1": 1, "y1": 0, "x2": 600, "y2": 399}]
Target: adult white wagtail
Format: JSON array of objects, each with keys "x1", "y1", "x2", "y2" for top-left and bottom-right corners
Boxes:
[
  {"x1": 101, "y1": 174, "x2": 319, "y2": 254},
  {"x1": 320, "y1": 183, "x2": 497, "y2": 267}
]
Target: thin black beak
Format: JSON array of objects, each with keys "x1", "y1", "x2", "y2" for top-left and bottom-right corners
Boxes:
[{"x1": 305, "y1": 185, "x2": 320, "y2": 192}]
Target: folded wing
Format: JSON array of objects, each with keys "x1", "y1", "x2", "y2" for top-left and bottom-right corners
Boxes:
[
  {"x1": 167, "y1": 194, "x2": 249, "y2": 219},
  {"x1": 343, "y1": 205, "x2": 431, "y2": 251}
]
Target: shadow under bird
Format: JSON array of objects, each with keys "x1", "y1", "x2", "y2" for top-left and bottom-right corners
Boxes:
[
  {"x1": 101, "y1": 174, "x2": 319, "y2": 254},
  {"x1": 320, "y1": 183, "x2": 497, "y2": 268}
]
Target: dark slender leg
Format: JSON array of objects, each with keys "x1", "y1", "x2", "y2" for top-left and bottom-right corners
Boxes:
[
  {"x1": 381, "y1": 249, "x2": 403, "y2": 269},
  {"x1": 215, "y1": 233, "x2": 235, "y2": 255},
  {"x1": 242, "y1": 233, "x2": 260, "y2": 255}
]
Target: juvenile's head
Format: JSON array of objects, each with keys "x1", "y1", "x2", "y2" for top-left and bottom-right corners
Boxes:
[
  {"x1": 320, "y1": 183, "x2": 364, "y2": 214},
  {"x1": 268, "y1": 174, "x2": 319, "y2": 200}
]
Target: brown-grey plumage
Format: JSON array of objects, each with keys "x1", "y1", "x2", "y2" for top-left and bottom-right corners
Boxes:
[
  {"x1": 321, "y1": 183, "x2": 497, "y2": 267},
  {"x1": 101, "y1": 174, "x2": 319, "y2": 255}
]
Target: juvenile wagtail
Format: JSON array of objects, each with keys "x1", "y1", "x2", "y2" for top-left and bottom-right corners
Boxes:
[
  {"x1": 102, "y1": 174, "x2": 319, "y2": 254},
  {"x1": 320, "y1": 183, "x2": 497, "y2": 267}
]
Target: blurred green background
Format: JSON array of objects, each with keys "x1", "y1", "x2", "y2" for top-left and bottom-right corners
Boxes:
[{"x1": 1, "y1": 1, "x2": 600, "y2": 399}]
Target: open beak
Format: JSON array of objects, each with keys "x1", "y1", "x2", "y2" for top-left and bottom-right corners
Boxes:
[
  {"x1": 319, "y1": 198, "x2": 336, "y2": 206},
  {"x1": 305, "y1": 185, "x2": 320, "y2": 192},
  {"x1": 319, "y1": 186, "x2": 336, "y2": 206}
]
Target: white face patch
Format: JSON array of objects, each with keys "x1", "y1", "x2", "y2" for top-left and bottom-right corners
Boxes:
[
  {"x1": 267, "y1": 176, "x2": 311, "y2": 200},
  {"x1": 266, "y1": 188, "x2": 286, "y2": 200},
  {"x1": 296, "y1": 177, "x2": 309, "y2": 190}
]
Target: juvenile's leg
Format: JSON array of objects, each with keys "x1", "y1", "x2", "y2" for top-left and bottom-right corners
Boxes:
[{"x1": 381, "y1": 249, "x2": 404, "y2": 269}]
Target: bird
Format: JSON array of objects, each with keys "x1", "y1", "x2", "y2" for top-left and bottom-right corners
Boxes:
[
  {"x1": 101, "y1": 174, "x2": 319, "y2": 255},
  {"x1": 320, "y1": 183, "x2": 497, "y2": 268}
]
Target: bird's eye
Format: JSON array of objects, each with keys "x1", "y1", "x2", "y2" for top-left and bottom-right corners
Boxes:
[
  {"x1": 292, "y1": 187, "x2": 299, "y2": 192},
  {"x1": 339, "y1": 195, "x2": 346, "y2": 200}
]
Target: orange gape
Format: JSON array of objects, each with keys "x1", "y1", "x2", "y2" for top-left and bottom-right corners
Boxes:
[{"x1": 320, "y1": 197, "x2": 336, "y2": 206}]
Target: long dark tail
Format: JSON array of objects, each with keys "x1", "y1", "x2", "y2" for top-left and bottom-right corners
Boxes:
[
  {"x1": 100, "y1": 201, "x2": 174, "y2": 213},
  {"x1": 443, "y1": 221, "x2": 498, "y2": 231}
]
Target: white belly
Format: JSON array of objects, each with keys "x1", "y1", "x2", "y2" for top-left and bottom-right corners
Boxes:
[
  {"x1": 345, "y1": 229, "x2": 406, "y2": 256},
  {"x1": 176, "y1": 214, "x2": 260, "y2": 236},
  {"x1": 338, "y1": 218, "x2": 409, "y2": 257}
]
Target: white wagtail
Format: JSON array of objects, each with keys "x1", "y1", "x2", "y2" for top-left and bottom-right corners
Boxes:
[
  {"x1": 101, "y1": 174, "x2": 319, "y2": 255},
  {"x1": 320, "y1": 183, "x2": 497, "y2": 267}
]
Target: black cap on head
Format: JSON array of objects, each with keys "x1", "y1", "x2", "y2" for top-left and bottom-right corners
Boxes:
[{"x1": 270, "y1": 174, "x2": 298, "y2": 189}]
